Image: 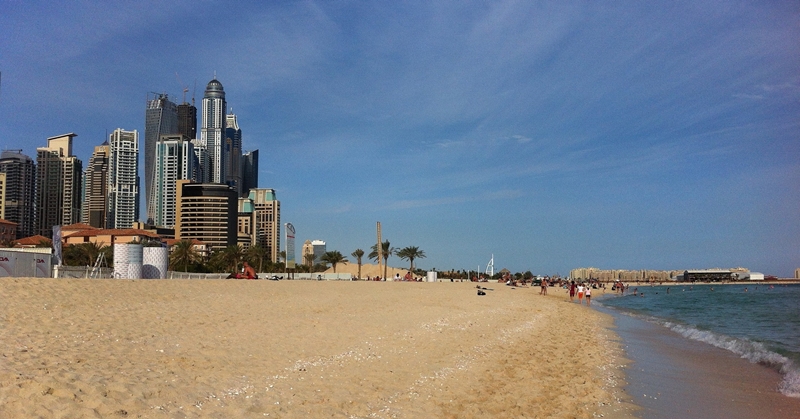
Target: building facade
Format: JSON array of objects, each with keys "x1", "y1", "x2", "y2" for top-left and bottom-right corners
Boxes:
[
  {"x1": 145, "y1": 94, "x2": 178, "y2": 223},
  {"x1": 83, "y1": 141, "x2": 110, "y2": 228},
  {"x1": 108, "y1": 129, "x2": 139, "y2": 229},
  {"x1": 225, "y1": 113, "x2": 242, "y2": 195},
  {"x1": 0, "y1": 218, "x2": 17, "y2": 243},
  {"x1": 151, "y1": 135, "x2": 195, "y2": 228},
  {"x1": 175, "y1": 180, "x2": 237, "y2": 252},
  {"x1": 312, "y1": 240, "x2": 326, "y2": 264},
  {"x1": 0, "y1": 172, "x2": 5, "y2": 220},
  {"x1": 200, "y1": 78, "x2": 226, "y2": 184},
  {"x1": 177, "y1": 102, "x2": 197, "y2": 140},
  {"x1": 0, "y1": 150, "x2": 36, "y2": 239},
  {"x1": 241, "y1": 149, "x2": 258, "y2": 197},
  {"x1": 245, "y1": 188, "x2": 280, "y2": 263},
  {"x1": 36, "y1": 133, "x2": 82, "y2": 238}
]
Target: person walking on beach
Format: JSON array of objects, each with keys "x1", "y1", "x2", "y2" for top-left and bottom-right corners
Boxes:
[
  {"x1": 577, "y1": 283, "x2": 585, "y2": 305},
  {"x1": 585, "y1": 285, "x2": 592, "y2": 306},
  {"x1": 540, "y1": 278, "x2": 548, "y2": 295},
  {"x1": 569, "y1": 281, "x2": 576, "y2": 302}
]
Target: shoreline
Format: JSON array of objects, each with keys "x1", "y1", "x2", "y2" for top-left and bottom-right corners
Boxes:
[
  {"x1": 591, "y1": 290, "x2": 800, "y2": 419},
  {"x1": 0, "y1": 278, "x2": 635, "y2": 418}
]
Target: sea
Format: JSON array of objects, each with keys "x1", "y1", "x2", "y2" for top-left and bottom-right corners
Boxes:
[{"x1": 595, "y1": 283, "x2": 800, "y2": 418}]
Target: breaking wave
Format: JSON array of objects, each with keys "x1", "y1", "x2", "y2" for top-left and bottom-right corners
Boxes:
[{"x1": 663, "y1": 321, "x2": 800, "y2": 398}]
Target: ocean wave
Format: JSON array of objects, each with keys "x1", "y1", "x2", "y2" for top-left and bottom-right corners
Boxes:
[{"x1": 663, "y1": 321, "x2": 800, "y2": 398}]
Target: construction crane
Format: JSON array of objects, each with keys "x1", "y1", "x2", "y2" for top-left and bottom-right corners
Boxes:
[{"x1": 175, "y1": 72, "x2": 189, "y2": 104}]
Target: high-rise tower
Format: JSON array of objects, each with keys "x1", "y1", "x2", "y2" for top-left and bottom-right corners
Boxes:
[
  {"x1": 0, "y1": 150, "x2": 36, "y2": 239},
  {"x1": 225, "y1": 113, "x2": 242, "y2": 195},
  {"x1": 151, "y1": 134, "x2": 195, "y2": 228},
  {"x1": 177, "y1": 102, "x2": 197, "y2": 140},
  {"x1": 200, "y1": 78, "x2": 226, "y2": 184},
  {"x1": 108, "y1": 129, "x2": 140, "y2": 229},
  {"x1": 144, "y1": 94, "x2": 178, "y2": 223},
  {"x1": 83, "y1": 141, "x2": 110, "y2": 228},
  {"x1": 241, "y1": 150, "x2": 259, "y2": 198},
  {"x1": 36, "y1": 133, "x2": 82, "y2": 237}
]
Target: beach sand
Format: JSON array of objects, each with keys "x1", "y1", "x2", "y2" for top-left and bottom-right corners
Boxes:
[{"x1": 0, "y1": 278, "x2": 633, "y2": 418}]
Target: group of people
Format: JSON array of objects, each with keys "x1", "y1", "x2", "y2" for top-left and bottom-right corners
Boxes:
[{"x1": 567, "y1": 281, "x2": 593, "y2": 305}]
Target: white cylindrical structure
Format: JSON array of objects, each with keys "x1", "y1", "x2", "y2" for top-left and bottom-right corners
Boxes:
[
  {"x1": 114, "y1": 243, "x2": 143, "y2": 279},
  {"x1": 142, "y1": 247, "x2": 169, "y2": 279},
  {"x1": 427, "y1": 271, "x2": 438, "y2": 282}
]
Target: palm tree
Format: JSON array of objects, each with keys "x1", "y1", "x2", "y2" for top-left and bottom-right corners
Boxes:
[
  {"x1": 170, "y1": 239, "x2": 201, "y2": 272},
  {"x1": 320, "y1": 250, "x2": 348, "y2": 273},
  {"x1": 397, "y1": 246, "x2": 426, "y2": 272},
  {"x1": 219, "y1": 244, "x2": 245, "y2": 273},
  {"x1": 0, "y1": 239, "x2": 17, "y2": 248},
  {"x1": 351, "y1": 249, "x2": 364, "y2": 279},
  {"x1": 246, "y1": 244, "x2": 268, "y2": 273},
  {"x1": 81, "y1": 241, "x2": 107, "y2": 266},
  {"x1": 304, "y1": 252, "x2": 315, "y2": 269},
  {"x1": 369, "y1": 240, "x2": 395, "y2": 280}
]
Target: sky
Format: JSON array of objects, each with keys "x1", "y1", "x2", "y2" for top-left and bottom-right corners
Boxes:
[{"x1": 1, "y1": 1, "x2": 798, "y2": 276}]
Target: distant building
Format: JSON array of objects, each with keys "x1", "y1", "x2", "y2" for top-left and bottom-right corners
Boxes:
[
  {"x1": 177, "y1": 102, "x2": 197, "y2": 140},
  {"x1": 190, "y1": 139, "x2": 209, "y2": 183},
  {"x1": 302, "y1": 240, "x2": 313, "y2": 265},
  {"x1": 0, "y1": 218, "x2": 17, "y2": 243},
  {"x1": 251, "y1": 189, "x2": 280, "y2": 263},
  {"x1": 683, "y1": 270, "x2": 735, "y2": 282},
  {"x1": 36, "y1": 133, "x2": 82, "y2": 238},
  {"x1": 241, "y1": 150, "x2": 259, "y2": 197},
  {"x1": 312, "y1": 240, "x2": 326, "y2": 264},
  {"x1": 107, "y1": 129, "x2": 140, "y2": 229},
  {"x1": 175, "y1": 180, "x2": 237, "y2": 252},
  {"x1": 144, "y1": 94, "x2": 178, "y2": 223},
  {"x1": 225, "y1": 113, "x2": 242, "y2": 195},
  {"x1": 150, "y1": 135, "x2": 195, "y2": 228},
  {"x1": 62, "y1": 227, "x2": 162, "y2": 247},
  {"x1": 82, "y1": 141, "x2": 110, "y2": 228},
  {"x1": 795, "y1": 268, "x2": 800, "y2": 279},
  {"x1": 237, "y1": 188, "x2": 281, "y2": 262},
  {"x1": 0, "y1": 173, "x2": 5, "y2": 220},
  {"x1": 0, "y1": 150, "x2": 36, "y2": 239},
  {"x1": 200, "y1": 78, "x2": 226, "y2": 184}
]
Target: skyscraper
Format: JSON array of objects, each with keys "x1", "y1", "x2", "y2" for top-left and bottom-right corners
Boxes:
[
  {"x1": 241, "y1": 150, "x2": 259, "y2": 198},
  {"x1": 177, "y1": 102, "x2": 197, "y2": 140},
  {"x1": 175, "y1": 180, "x2": 237, "y2": 252},
  {"x1": 83, "y1": 141, "x2": 110, "y2": 228},
  {"x1": 200, "y1": 78, "x2": 226, "y2": 184},
  {"x1": 247, "y1": 188, "x2": 281, "y2": 263},
  {"x1": 36, "y1": 133, "x2": 82, "y2": 238},
  {"x1": 145, "y1": 94, "x2": 178, "y2": 222},
  {"x1": 151, "y1": 134, "x2": 195, "y2": 228},
  {"x1": 108, "y1": 129, "x2": 139, "y2": 229},
  {"x1": 225, "y1": 113, "x2": 242, "y2": 195},
  {"x1": 0, "y1": 150, "x2": 36, "y2": 239}
]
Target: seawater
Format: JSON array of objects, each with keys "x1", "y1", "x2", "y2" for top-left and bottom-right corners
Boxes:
[{"x1": 597, "y1": 283, "x2": 800, "y2": 398}]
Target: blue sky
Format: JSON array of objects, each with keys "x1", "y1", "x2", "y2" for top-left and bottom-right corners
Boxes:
[{"x1": 1, "y1": 1, "x2": 798, "y2": 276}]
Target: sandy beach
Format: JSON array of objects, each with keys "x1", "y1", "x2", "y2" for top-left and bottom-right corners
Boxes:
[{"x1": 0, "y1": 278, "x2": 633, "y2": 418}]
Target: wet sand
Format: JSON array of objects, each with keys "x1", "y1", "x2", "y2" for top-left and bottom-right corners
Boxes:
[
  {"x1": 0, "y1": 278, "x2": 633, "y2": 418},
  {"x1": 595, "y1": 302, "x2": 800, "y2": 419}
]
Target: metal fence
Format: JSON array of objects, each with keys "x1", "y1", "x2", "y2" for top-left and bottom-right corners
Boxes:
[{"x1": 53, "y1": 266, "x2": 114, "y2": 279}]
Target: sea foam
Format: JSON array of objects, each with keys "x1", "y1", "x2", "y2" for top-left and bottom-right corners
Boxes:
[{"x1": 664, "y1": 321, "x2": 800, "y2": 398}]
